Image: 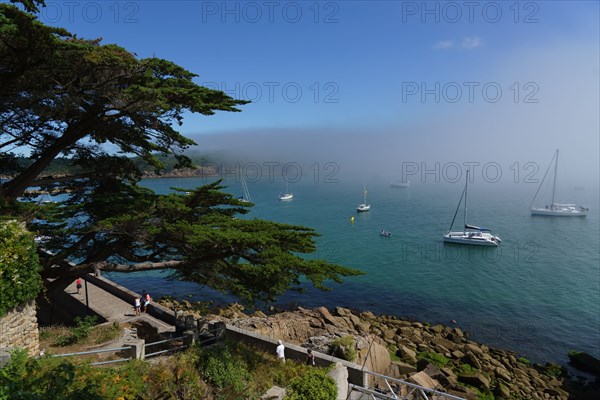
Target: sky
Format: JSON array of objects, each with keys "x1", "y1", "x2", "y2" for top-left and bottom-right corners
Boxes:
[{"x1": 25, "y1": 0, "x2": 600, "y2": 187}]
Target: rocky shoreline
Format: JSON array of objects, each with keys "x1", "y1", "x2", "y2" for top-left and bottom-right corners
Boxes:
[{"x1": 160, "y1": 299, "x2": 599, "y2": 399}]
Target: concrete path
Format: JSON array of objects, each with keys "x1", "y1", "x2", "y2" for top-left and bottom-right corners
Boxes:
[{"x1": 66, "y1": 279, "x2": 174, "y2": 334}]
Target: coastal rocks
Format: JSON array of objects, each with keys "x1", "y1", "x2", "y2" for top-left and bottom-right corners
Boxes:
[
  {"x1": 457, "y1": 372, "x2": 490, "y2": 391},
  {"x1": 355, "y1": 337, "x2": 391, "y2": 375},
  {"x1": 568, "y1": 351, "x2": 600, "y2": 376},
  {"x1": 164, "y1": 300, "x2": 571, "y2": 400}
]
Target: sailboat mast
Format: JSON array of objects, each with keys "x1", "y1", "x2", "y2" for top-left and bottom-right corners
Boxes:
[
  {"x1": 363, "y1": 185, "x2": 367, "y2": 204},
  {"x1": 551, "y1": 149, "x2": 558, "y2": 206},
  {"x1": 464, "y1": 170, "x2": 469, "y2": 232}
]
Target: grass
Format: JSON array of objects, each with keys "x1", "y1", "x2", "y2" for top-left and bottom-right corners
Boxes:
[
  {"x1": 39, "y1": 320, "x2": 122, "y2": 355},
  {"x1": 418, "y1": 351, "x2": 451, "y2": 368}
]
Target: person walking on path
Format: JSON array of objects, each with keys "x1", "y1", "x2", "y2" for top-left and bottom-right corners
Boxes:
[
  {"x1": 76, "y1": 277, "x2": 82, "y2": 295},
  {"x1": 276, "y1": 340, "x2": 285, "y2": 363},
  {"x1": 134, "y1": 297, "x2": 141, "y2": 316},
  {"x1": 142, "y1": 291, "x2": 151, "y2": 313},
  {"x1": 306, "y1": 348, "x2": 315, "y2": 366}
]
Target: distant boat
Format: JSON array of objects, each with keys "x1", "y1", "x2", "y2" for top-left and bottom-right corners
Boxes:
[
  {"x1": 279, "y1": 177, "x2": 293, "y2": 201},
  {"x1": 443, "y1": 170, "x2": 501, "y2": 246},
  {"x1": 37, "y1": 191, "x2": 54, "y2": 204},
  {"x1": 380, "y1": 229, "x2": 392, "y2": 237},
  {"x1": 238, "y1": 177, "x2": 252, "y2": 203},
  {"x1": 530, "y1": 150, "x2": 588, "y2": 217},
  {"x1": 390, "y1": 180, "x2": 410, "y2": 188},
  {"x1": 356, "y1": 185, "x2": 371, "y2": 212}
]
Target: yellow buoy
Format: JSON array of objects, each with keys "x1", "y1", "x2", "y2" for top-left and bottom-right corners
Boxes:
[{"x1": 350, "y1": 216, "x2": 355, "y2": 224}]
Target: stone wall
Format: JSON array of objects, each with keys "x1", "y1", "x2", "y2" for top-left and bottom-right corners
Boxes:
[{"x1": 0, "y1": 300, "x2": 40, "y2": 356}]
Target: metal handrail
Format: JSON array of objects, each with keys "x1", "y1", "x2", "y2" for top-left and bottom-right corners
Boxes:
[
  {"x1": 49, "y1": 346, "x2": 130, "y2": 358},
  {"x1": 145, "y1": 345, "x2": 188, "y2": 358},
  {"x1": 145, "y1": 336, "x2": 186, "y2": 348},
  {"x1": 349, "y1": 369, "x2": 466, "y2": 400},
  {"x1": 90, "y1": 357, "x2": 132, "y2": 366}
]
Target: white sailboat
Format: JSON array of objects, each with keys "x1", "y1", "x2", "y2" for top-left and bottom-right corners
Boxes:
[
  {"x1": 278, "y1": 177, "x2": 293, "y2": 201},
  {"x1": 390, "y1": 180, "x2": 410, "y2": 188},
  {"x1": 530, "y1": 150, "x2": 588, "y2": 217},
  {"x1": 238, "y1": 177, "x2": 252, "y2": 203},
  {"x1": 443, "y1": 170, "x2": 501, "y2": 246},
  {"x1": 356, "y1": 185, "x2": 371, "y2": 212}
]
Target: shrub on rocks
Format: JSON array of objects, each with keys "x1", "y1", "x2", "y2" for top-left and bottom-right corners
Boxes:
[
  {"x1": 286, "y1": 368, "x2": 337, "y2": 400},
  {"x1": 331, "y1": 336, "x2": 356, "y2": 362}
]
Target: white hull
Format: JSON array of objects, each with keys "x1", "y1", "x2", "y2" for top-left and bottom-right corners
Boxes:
[
  {"x1": 444, "y1": 231, "x2": 501, "y2": 246},
  {"x1": 530, "y1": 150, "x2": 589, "y2": 217},
  {"x1": 390, "y1": 181, "x2": 410, "y2": 188},
  {"x1": 357, "y1": 204, "x2": 370, "y2": 212},
  {"x1": 279, "y1": 193, "x2": 293, "y2": 201},
  {"x1": 531, "y1": 207, "x2": 587, "y2": 217}
]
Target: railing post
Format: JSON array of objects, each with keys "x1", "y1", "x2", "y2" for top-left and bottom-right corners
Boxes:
[
  {"x1": 183, "y1": 330, "x2": 197, "y2": 347},
  {"x1": 126, "y1": 339, "x2": 145, "y2": 360},
  {"x1": 209, "y1": 321, "x2": 226, "y2": 340},
  {"x1": 0, "y1": 348, "x2": 11, "y2": 367}
]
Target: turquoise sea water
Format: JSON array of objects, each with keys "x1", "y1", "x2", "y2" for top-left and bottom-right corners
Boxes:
[{"x1": 106, "y1": 176, "x2": 600, "y2": 367}]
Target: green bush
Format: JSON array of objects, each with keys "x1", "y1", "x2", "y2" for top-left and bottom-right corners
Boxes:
[
  {"x1": 0, "y1": 221, "x2": 42, "y2": 317},
  {"x1": 0, "y1": 348, "x2": 205, "y2": 399},
  {"x1": 331, "y1": 336, "x2": 357, "y2": 362},
  {"x1": 197, "y1": 344, "x2": 251, "y2": 394},
  {"x1": 286, "y1": 368, "x2": 337, "y2": 400},
  {"x1": 52, "y1": 316, "x2": 98, "y2": 346},
  {"x1": 72, "y1": 315, "x2": 97, "y2": 342},
  {"x1": 457, "y1": 363, "x2": 479, "y2": 374}
]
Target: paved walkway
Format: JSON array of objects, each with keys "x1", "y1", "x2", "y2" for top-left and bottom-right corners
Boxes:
[{"x1": 66, "y1": 279, "x2": 175, "y2": 334}]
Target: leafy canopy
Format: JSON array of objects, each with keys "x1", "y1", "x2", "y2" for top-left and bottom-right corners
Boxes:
[{"x1": 0, "y1": 4, "x2": 362, "y2": 306}]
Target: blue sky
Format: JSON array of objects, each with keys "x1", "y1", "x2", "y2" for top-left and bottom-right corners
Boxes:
[{"x1": 23, "y1": 1, "x2": 600, "y2": 184}]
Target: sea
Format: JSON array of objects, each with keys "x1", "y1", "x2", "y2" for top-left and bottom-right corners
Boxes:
[{"x1": 104, "y1": 174, "x2": 600, "y2": 368}]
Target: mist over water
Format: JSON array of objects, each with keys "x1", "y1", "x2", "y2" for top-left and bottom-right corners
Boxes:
[{"x1": 187, "y1": 127, "x2": 600, "y2": 194}]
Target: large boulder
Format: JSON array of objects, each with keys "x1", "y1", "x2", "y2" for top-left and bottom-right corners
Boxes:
[
  {"x1": 568, "y1": 351, "x2": 600, "y2": 376},
  {"x1": 387, "y1": 360, "x2": 417, "y2": 377},
  {"x1": 458, "y1": 372, "x2": 490, "y2": 391},
  {"x1": 356, "y1": 337, "x2": 391, "y2": 375},
  {"x1": 408, "y1": 371, "x2": 441, "y2": 390}
]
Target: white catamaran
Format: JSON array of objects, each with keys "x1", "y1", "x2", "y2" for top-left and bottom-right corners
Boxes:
[
  {"x1": 443, "y1": 170, "x2": 501, "y2": 246},
  {"x1": 530, "y1": 150, "x2": 588, "y2": 217}
]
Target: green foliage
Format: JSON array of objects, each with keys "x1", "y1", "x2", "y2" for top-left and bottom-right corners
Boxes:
[
  {"x1": 53, "y1": 315, "x2": 98, "y2": 346},
  {"x1": 458, "y1": 363, "x2": 479, "y2": 374},
  {"x1": 72, "y1": 316, "x2": 97, "y2": 342},
  {"x1": 517, "y1": 357, "x2": 531, "y2": 366},
  {"x1": 9, "y1": 1, "x2": 45, "y2": 13},
  {"x1": 0, "y1": 340, "x2": 339, "y2": 400},
  {"x1": 331, "y1": 336, "x2": 357, "y2": 362},
  {"x1": 477, "y1": 391, "x2": 495, "y2": 400},
  {"x1": 286, "y1": 368, "x2": 337, "y2": 400},
  {"x1": 94, "y1": 322, "x2": 121, "y2": 344},
  {"x1": 0, "y1": 4, "x2": 363, "y2": 309},
  {"x1": 388, "y1": 344, "x2": 401, "y2": 362},
  {"x1": 0, "y1": 220, "x2": 42, "y2": 317},
  {"x1": 418, "y1": 351, "x2": 451, "y2": 368},
  {"x1": 0, "y1": 349, "x2": 205, "y2": 399},
  {"x1": 197, "y1": 343, "x2": 251, "y2": 395},
  {"x1": 544, "y1": 363, "x2": 564, "y2": 378}
]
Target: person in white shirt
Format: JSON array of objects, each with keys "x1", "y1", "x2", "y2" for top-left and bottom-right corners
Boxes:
[{"x1": 276, "y1": 340, "x2": 285, "y2": 363}]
